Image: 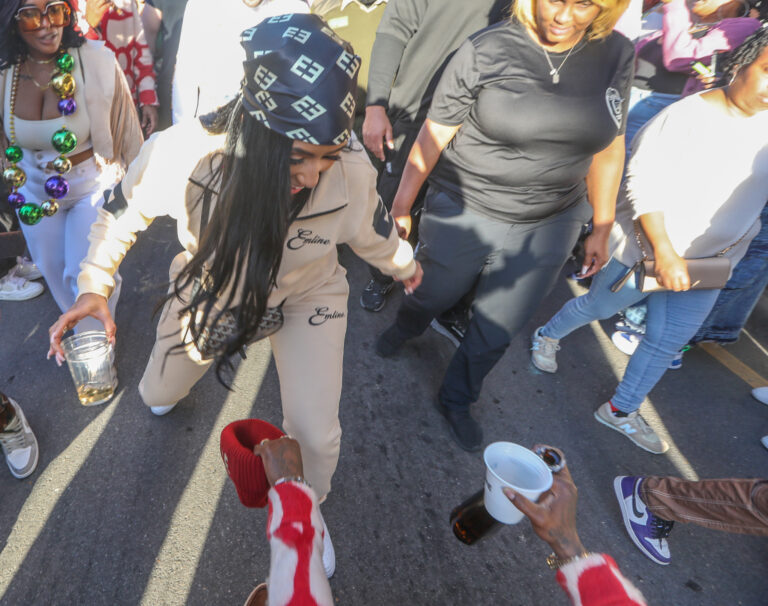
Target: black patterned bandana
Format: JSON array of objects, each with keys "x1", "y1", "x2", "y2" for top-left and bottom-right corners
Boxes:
[{"x1": 240, "y1": 14, "x2": 361, "y2": 146}]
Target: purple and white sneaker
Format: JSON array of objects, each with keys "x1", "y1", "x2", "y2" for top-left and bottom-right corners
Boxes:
[{"x1": 614, "y1": 476, "x2": 674, "y2": 565}]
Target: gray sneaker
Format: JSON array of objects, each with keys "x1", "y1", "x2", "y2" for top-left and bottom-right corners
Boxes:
[
  {"x1": 0, "y1": 398, "x2": 39, "y2": 479},
  {"x1": 531, "y1": 326, "x2": 560, "y2": 373},
  {"x1": 594, "y1": 402, "x2": 669, "y2": 454}
]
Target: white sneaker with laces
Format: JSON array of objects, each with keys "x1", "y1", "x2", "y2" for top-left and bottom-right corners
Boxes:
[
  {"x1": 14, "y1": 257, "x2": 42, "y2": 280},
  {"x1": 0, "y1": 270, "x2": 44, "y2": 301},
  {"x1": 319, "y1": 511, "x2": 336, "y2": 578},
  {"x1": 531, "y1": 326, "x2": 560, "y2": 373},
  {"x1": 0, "y1": 397, "x2": 39, "y2": 479}
]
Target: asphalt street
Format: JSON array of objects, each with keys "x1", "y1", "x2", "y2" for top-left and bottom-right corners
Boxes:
[{"x1": 1, "y1": 216, "x2": 767, "y2": 606}]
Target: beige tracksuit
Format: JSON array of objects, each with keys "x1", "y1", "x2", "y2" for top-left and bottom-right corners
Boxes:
[{"x1": 77, "y1": 121, "x2": 416, "y2": 498}]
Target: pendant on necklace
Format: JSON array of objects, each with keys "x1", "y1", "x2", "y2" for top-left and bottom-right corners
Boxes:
[{"x1": 550, "y1": 69, "x2": 559, "y2": 84}]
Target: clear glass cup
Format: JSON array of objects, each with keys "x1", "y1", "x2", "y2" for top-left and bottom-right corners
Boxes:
[{"x1": 61, "y1": 330, "x2": 117, "y2": 406}]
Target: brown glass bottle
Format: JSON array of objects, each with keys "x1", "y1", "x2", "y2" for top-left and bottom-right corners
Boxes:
[{"x1": 450, "y1": 489, "x2": 502, "y2": 545}]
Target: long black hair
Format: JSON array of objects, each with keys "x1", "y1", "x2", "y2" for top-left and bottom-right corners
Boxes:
[
  {"x1": 0, "y1": 0, "x2": 85, "y2": 70},
  {"x1": 169, "y1": 97, "x2": 310, "y2": 385}
]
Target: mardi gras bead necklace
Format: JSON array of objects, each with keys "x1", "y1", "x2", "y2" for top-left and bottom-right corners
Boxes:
[{"x1": 3, "y1": 50, "x2": 78, "y2": 226}]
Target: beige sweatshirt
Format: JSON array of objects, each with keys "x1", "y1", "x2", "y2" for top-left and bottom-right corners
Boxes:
[{"x1": 77, "y1": 120, "x2": 416, "y2": 306}]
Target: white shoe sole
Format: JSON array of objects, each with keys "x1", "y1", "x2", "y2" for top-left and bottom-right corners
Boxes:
[
  {"x1": 594, "y1": 409, "x2": 668, "y2": 455},
  {"x1": 150, "y1": 404, "x2": 177, "y2": 416},
  {"x1": 613, "y1": 477, "x2": 669, "y2": 566},
  {"x1": 319, "y1": 513, "x2": 335, "y2": 578},
  {"x1": 0, "y1": 283, "x2": 44, "y2": 301}
]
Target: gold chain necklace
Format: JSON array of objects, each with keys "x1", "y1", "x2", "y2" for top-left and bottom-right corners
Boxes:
[
  {"x1": 27, "y1": 54, "x2": 55, "y2": 65},
  {"x1": 24, "y1": 62, "x2": 52, "y2": 90}
]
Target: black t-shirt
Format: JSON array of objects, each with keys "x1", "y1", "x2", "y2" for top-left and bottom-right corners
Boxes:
[{"x1": 427, "y1": 20, "x2": 635, "y2": 222}]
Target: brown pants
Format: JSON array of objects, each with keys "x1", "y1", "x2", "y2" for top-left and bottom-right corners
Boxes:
[
  {"x1": 138, "y1": 253, "x2": 350, "y2": 500},
  {"x1": 642, "y1": 477, "x2": 768, "y2": 536}
]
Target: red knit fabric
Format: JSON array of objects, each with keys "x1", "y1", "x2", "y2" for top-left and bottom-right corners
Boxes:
[
  {"x1": 220, "y1": 419, "x2": 285, "y2": 508},
  {"x1": 556, "y1": 554, "x2": 647, "y2": 606}
]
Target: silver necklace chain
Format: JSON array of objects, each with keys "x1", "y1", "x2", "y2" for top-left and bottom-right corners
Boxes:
[{"x1": 542, "y1": 43, "x2": 577, "y2": 85}]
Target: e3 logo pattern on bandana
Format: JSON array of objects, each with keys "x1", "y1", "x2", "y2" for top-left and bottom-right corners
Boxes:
[{"x1": 240, "y1": 14, "x2": 362, "y2": 146}]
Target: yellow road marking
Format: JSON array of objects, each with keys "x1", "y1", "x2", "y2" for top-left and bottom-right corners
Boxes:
[{"x1": 699, "y1": 342, "x2": 768, "y2": 389}]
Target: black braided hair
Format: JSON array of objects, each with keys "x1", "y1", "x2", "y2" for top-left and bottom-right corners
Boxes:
[{"x1": 722, "y1": 26, "x2": 768, "y2": 84}]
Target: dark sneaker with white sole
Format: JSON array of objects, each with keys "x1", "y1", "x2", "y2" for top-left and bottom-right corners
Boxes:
[
  {"x1": 360, "y1": 278, "x2": 394, "y2": 312},
  {"x1": 614, "y1": 476, "x2": 673, "y2": 565}
]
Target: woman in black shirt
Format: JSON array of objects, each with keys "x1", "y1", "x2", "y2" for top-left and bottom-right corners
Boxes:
[{"x1": 375, "y1": 0, "x2": 634, "y2": 451}]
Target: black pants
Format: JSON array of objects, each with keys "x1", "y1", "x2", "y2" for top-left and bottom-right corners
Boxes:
[{"x1": 393, "y1": 187, "x2": 592, "y2": 411}]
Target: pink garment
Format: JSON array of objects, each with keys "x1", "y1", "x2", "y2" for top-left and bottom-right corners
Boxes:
[{"x1": 635, "y1": 0, "x2": 760, "y2": 96}]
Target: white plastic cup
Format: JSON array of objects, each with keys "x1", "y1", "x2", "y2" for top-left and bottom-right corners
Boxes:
[{"x1": 483, "y1": 442, "x2": 553, "y2": 524}]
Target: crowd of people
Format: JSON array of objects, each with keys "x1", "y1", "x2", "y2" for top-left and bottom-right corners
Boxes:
[{"x1": 1, "y1": 0, "x2": 767, "y2": 603}]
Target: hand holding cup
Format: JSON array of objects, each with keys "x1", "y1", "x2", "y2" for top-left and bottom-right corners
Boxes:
[{"x1": 503, "y1": 445, "x2": 585, "y2": 559}]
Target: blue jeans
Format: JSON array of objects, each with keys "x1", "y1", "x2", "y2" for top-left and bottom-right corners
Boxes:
[
  {"x1": 625, "y1": 89, "x2": 680, "y2": 153},
  {"x1": 692, "y1": 203, "x2": 768, "y2": 344},
  {"x1": 541, "y1": 258, "x2": 720, "y2": 413}
]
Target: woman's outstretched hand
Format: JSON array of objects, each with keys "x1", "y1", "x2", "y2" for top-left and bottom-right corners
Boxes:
[{"x1": 48, "y1": 293, "x2": 114, "y2": 365}]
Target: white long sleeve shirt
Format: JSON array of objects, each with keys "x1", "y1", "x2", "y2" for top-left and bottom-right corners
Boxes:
[
  {"x1": 612, "y1": 92, "x2": 768, "y2": 269},
  {"x1": 171, "y1": 0, "x2": 310, "y2": 123}
]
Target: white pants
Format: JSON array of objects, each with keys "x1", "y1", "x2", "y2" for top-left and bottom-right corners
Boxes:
[{"x1": 18, "y1": 154, "x2": 121, "y2": 331}]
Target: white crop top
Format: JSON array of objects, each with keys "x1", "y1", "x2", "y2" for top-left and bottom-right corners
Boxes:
[{"x1": 3, "y1": 55, "x2": 91, "y2": 152}]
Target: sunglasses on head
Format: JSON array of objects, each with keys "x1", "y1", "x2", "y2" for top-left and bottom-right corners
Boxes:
[{"x1": 14, "y1": 1, "x2": 71, "y2": 33}]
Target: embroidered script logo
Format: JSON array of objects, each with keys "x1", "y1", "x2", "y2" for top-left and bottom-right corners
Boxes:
[
  {"x1": 605, "y1": 87, "x2": 623, "y2": 129},
  {"x1": 287, "y1": 228, "x2": 331, "y2": 250},
  {"x1": 309, "y1": 306, "x2": 345, "y2": 325}
]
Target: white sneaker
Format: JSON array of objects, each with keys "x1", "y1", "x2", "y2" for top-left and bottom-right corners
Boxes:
[
  {"x1": 611, "y1": 330, "x2": 642, "y2": 356},
  {"x1": 319, "y1": 512, "x2": 336, "y2": 578},
  {"x1": 0, "y1": 397, "x2": 39, "y2": 479},
  {"x1": 14, "y1": 257, "x2": 42, "y2": 280},
  {"x1": 531, "y1": 326, "x2": 560, "y2": 373},
  {"x1": 0, "y1": 270, "x2": 44, "y2": 301},
  {"x1": 150, "y1": 404, "x2": 177, "y2": 416},
  {"x1": 752, "y1": 387, "x2": 768, "y2": 406}
]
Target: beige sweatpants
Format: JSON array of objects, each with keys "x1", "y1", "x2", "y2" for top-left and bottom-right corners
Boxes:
[{"x1": 139, "y1": 252, "x2": 349, "y2": 500}]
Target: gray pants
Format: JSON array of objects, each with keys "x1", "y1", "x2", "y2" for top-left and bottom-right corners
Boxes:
[{"x1": 393, "y1": 187, "x2": 592, "y2": 410}]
